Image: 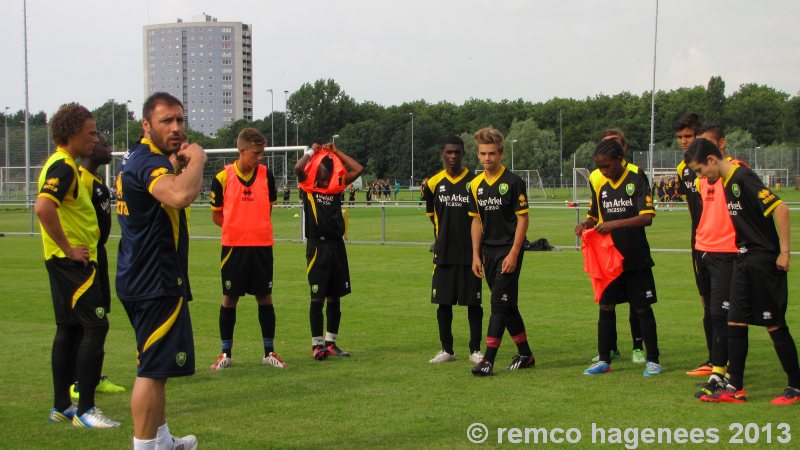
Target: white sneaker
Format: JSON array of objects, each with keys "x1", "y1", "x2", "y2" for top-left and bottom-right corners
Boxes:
[
  {"x1": 210, "y1": 353, "x2": 232, "y2": 371},
  {"x1": 169, "y1": 434, "x2": 198, "y2": 450},
  {"x1": 262, "y1": 352, "x2": 287, "y2": 368},
  {"x1": 72, "y1": 407, "x2": 121, "y2": 428},
  {"x1": 429, "y1": 350, "x2": 456, "y2": 363},
  {"x1": 469, "y1": 350, "x2": 484, "y2": 364}
]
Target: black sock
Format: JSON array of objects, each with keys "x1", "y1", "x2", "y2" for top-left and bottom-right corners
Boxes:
[
  {"x1": 219, "y1": 306, "x2": 236, "y2": 358},
  {"x1": 710, "y1": 314, "x2": 728, "y2": 367},
  {"x1": 636, "y1": 306, "x2": 659, "y2": 364},
  {"x1": 310, "y1": 301, "x2": 324, "y2": 339},
  {"x1": 436, "y1": 305, "x2": 454, "y2": 354},
  {"x1": 76, "y1": 325, "x2": 108, "y2": 415},
  {"x1": 259, "y1": 304, "x2": 276, "y2": 354},
  {"x1": 598, "y1": 308, "x2": 615, "y2": 363},
  {"x1": 467, "y1": 305, "x2": 483, "y2": 353},
  {"x1": 52, "y1": 324, "x2": 81, "y2": 411},
  {"x1": 769, "y1": 327, "x2": 800, "y2": 388},
  {"x1": 506, "y1": 308, "x2": 531, "y2": 356},
  {"x1": 727, "y1": 325, "x2": 749, "y2": 390},
  {"x1": 484, "y1": 310, "x2": 506, "y2": 363},
  {"x1": 629, "y1": 306, "x2": 643, "y2": 351},
  {"x1": 326, "y1": 298, "x2": 342, "y2": 337},
  {"x1": 703, "y1": 301, "x2": 713, "y2": 362}
]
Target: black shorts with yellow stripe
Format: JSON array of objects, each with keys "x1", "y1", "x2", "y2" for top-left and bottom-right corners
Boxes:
[
  {"x1": 432, "y1": 264, "x2": 482, "y2": 306},
  {"x1": 306, "y1": 237, "x2": 351, "y2": 299},
  {"x1": 121, "y1": 296, "x2": 195, "y2": 378},
  {"x1": 45, "y1": 257, "x2": 107, "y2": 327},
  {"x1": 220, "y1": 246, "x2": 274, "y2": 297}
]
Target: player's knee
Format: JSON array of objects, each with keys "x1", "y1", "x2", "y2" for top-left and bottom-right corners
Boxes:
[
  {"x1": 599, "y1": 304, "x2": 615, "y2": 312},
  {"x1": 491, "y1": 303, "x2": 512, "y2": 315},
  {"x1": 256, "y1": 295, "x2": 272, "y2": 305},
  {"x1": 222, "y1": 295, "x2": 240, "y2": 307},
  {"x1": 767, "y1": 325, "x2": 786, "y2": 335}
]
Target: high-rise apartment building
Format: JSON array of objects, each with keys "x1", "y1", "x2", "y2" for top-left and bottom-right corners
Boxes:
[{"x1": 144, "y1": 14, "x2": 253, "y2": 135}]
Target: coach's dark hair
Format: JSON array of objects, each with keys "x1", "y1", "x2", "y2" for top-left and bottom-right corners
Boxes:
[
  {"x1": 684, "y1": 138, "x2": 722, "y2": 165},
  {"x1": 697, "y1": 122, "x2": 725, "y2": 141},
  {"x1": 673, "y1": 112, "x2": 702, "y2": 133},
  {"x1": 142, "y1": 92, "x2": 183, "y2": 122},
  {"x1": 440, "y1": 135, "x2": 465, "y2": 151},
  {"x1": 50, "y1": 104, "x2": 94, "y2": 147},
  {"x1": 594, "y1": 138, "x2": 625, "y2": 160}
]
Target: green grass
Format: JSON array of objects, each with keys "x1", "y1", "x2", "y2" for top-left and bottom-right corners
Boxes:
[{"x1": 1, "y1": 204, "x2": 800, "y2": 449}]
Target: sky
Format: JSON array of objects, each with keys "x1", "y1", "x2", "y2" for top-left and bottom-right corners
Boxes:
[{"x1": 0, "y1": 0, "x2": 798, "y2": 120}]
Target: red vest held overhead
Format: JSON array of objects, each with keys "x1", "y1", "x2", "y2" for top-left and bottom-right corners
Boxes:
[
  {"x1": 221, "y1": 164, "x2": 274, "y2": 246},
  {"x1": 298, "y1": 149, "x2": 348, "y2": 194}
]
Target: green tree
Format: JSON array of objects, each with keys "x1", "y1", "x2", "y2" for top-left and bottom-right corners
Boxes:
[
  {"x1": 705, "y1": 76, "x2": 726, "y2": 122},
  {"x1": 506, "y1": 119, "x2": 559, "y2": 179},
  {"x1": 726, "y1": 84, "x2": 790, "y2": 144},
  {"x1": 287, "y1": 79, "x2": 361, "y2": 143}
]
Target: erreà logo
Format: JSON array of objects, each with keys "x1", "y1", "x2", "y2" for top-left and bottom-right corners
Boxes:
[
  {"x1": 176, "y1": 352, "x2": 187, "y2": 367},
  {"x1": 731, "y1": 183, "x2": 741, "y2": 198},
  {"x1": 499, "y1": 183, "x2": 509, "y2": 195},
  {"x1": 626, "y1": 183, "x2": 635, "y2": 196}
]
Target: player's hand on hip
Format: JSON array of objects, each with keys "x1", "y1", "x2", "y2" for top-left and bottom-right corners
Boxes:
[{"x1": 67, "y1": 246, "x2": 89, "y2": 265}]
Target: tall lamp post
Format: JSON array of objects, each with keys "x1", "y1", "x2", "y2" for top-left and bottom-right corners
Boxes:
[
  {"x1": 332, "y1": 134, "x2": 339, "y2": 145},
  {"x1": 4, "y1": 106, "x2": 8, "y2": 170},
  {"x1": 409, "y1": 112, "x2": 414, "y2": 187},
  {"x1": 267, "y1": 89, "x2": 274, "y2": 146},
  {"x1": 110, "y1": 99, "x2": 115, "y2": 151},
  {"x1": 511, "y1": 139, "x2": 518, "y2": 171},
  {"x1": 125, "y1": 100, "x2": 131, "y2": 150},
  {"x1": 283, "y1": 90, "x2": 289, "y2": 146},
  {"x1": 559, "y1": 108, "x2": 564, "y2": 188}
]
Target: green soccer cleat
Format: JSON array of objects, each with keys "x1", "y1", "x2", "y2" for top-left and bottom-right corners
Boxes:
[
  {"x1": 631, "y1": 349, "x2": 646, "y2": 364},
  {"x1": 96, "y1": 376, "x2": 126, "y2": 393}
]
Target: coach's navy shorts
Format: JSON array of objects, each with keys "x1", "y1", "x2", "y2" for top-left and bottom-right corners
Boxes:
[
  {"x1": 729, "y1": 251, "x2": 787, "y2": 327},
  {"x1": 306, "y1": 238, "x2": 351, "y2": 299},
  {"x1": 432, "y1": 264, "x2": 482, "y2": 306},
  {"x1": 600, "y1": 269, "x2": 657, "y2": 306},
  {"x1": 122, "y1": 296, "x2": 195, "y2": 378},
  {"x1": 45, "y1": 257, "x2": 108, "y2": 328},
  {"x1": 220, "y1": 246, "x2": 273, "y2": 297},
  {"x1": 482, "y1": 246, "x2": 524, "y2": 305}
]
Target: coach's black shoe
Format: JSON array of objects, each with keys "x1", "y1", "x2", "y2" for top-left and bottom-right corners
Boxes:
[
  {"x1": 507, "y1": 354, "x2": 536, "y2": 371},
  {"x1": 471, "y1": 360, "x2": 493, "y2": 377},
  {"x1": 694, "y1": 377, "x2": 726, "y2": 399},
  {"x1": 326, "y1": 344, "x2": 351, "y2": 357}
]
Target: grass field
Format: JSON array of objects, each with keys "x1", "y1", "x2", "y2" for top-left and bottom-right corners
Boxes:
[{"x1": 1, "y1": 202, "x2": 800, "y2": 449}]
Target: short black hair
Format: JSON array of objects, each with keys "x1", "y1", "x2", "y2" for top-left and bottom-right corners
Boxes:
[
  {"x1": 697, "y1": 122, "x2": 725, "y2": 141},
  {"x1": 440, "y1": 135, "x2": 464, "y2": 151},
  {"x1": 142, "y1": 92, "x2": 183, "y2": 121},
  {"x1": 684, "y1": 138, "x2": 722, "y2": 164},
  {"x1": 673, "y1": 112, "x2": 702, "y2": 133},
  {"x1": 594, "y1": 138, "x2": 625, "y2": 159}
]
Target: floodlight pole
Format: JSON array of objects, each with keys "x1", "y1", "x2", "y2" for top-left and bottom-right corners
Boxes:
[
  {"x1": 332, "y1": 134, "x2": 339, "y2": 145},
  {"x1": 409, "y1": 112, "x2": 414, "y2": 187},
  {"x1": 111, "y1": 99, "x2": 116, "y2": 151},
  {"x1": 511, "y1": 139, "x2": 518, "y2": 171},
  {"x1": 284, "y1": 90, "x2": 289, "y2": 146},
  {"x1": 648, "y1": 0, "x2": 659, "y2": 183},
  {"x1": 4, "y1": 106, "x2": 8, "y2": 170},
  {"x1": 267, "y1": 89, "x2": 274, "y2": 146},
  {"x1": 24, "y1": 0, "x2": 31, "y2": 212},
  {"x1": 559, "y1": 108, "x2": 563, "y2": 188},
  {"x1": 125, "y1": 99, "x2": 131, "y2": 150}
]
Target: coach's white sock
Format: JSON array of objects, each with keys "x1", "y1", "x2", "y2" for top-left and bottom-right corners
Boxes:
[
  {"x1": 133, "y1": 437, "x2": 156, "y2": 450},
  {"x1": 155, "y1": 423, "x2": 171, "y2": 449}
]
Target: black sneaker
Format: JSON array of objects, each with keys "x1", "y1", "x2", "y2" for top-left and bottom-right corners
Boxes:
[
  {"x1": 694, "y1": 377, "x2": 726, "y2": 398},
  {"x1": 508, "y1": 354, "x2": 536, "y2": 371},
  {"x1": 471, "y1": 360, "x2": 493, "y2": 377},
  {"x1": 326, "y1": 344, "x2": 351, "y2": 357}
]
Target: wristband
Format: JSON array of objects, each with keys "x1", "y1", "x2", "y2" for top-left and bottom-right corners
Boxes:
[{"x1": 305, "y1": 149, "x2": 314, "y2": 157}]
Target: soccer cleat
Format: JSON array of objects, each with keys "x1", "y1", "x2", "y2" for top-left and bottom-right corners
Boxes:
[
  {"x1": 469, "y1": 350, "x2": 484, "y2": 364},
  {"x1": 471, "y1": 359, "x2": 493, "y2": 376},
  {"x1": 96, "y1": 376, "x2": 126, "y2": 393},
  {"x1": 591, "y1": 350, "x2": 620, "y2": 363},
  {"x1": 686, "y1": 362, "x2": 713, "y2": 376},
  {"x1": 49, "y1": 404, "x2": 77, "y2": 423},
  {"x1": 72, "y1": 407, "x2": 121, "y2": 428},
  {"x1": 631, "y1": 349, "x2": 646, "y2": 364},
  {"x1": 701, "y1": 386, "x2": 747, "y2": 403},
  {"x1": 507, "y1": 354, "x2": 535, "y2": 371},
  {"x1": 312, "y1": 346, "x2": 330, "y2": 361},
  {"x1": 694, "y1": 378, "x2": 726, "y2": 399},
  {"x1": 210, "y1": 353, "x2": 232, "y2": 371},
  {"x1": 643, "y1": 361, "x2": 663, "y2": 377},
  {"x1": 70, "y1": 383, "x2": 80, "y2": 402},
  {"x1": 263, "y1": 352, "x2": 287, "y2": 368},
  {"x1": 583, "y1": 361, "x2": 611, "y2": 375},
  {"x1": 326, "y1": 344, "x2": 351, "y2": 357},
  {"x1": 429, "y1": 350, "x2": 456, "y2": 363},
  {"x1": 168, "y1": 434, "x2": 198, "y2": 450},
  {"x1": 770, "y1": 387, "x2": 800, "y2": 405}
]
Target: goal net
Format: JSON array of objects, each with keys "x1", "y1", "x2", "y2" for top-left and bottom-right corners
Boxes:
[{"x1": 572, "y1": 167, "x2": 591, "y2": 202}]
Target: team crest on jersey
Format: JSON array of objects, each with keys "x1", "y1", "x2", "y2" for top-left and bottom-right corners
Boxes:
[
  {"x1": 499, "y1": 183, "x2": 509, "y2": 195},
  {"x1": 312, "y1": 284, "x2": 319, "y2": 294},
  {"x1": 625, "y1": 183, "x2": 635, "y2": 196},
  {"x1": 177, "y1": 277, "x2": 183, "y2": 286},
  {"x1": 176, "y1": 352, "x2": 187, "y2": 367},
  {"x1": 432, "y1": 288, "x2": 437, "y2": 297},
  {"x1": 225, "y1": 280, "x2": 231, "y2": 290},
  {"x1": 95, "y1": 307, "x2": 105, "y2": 319},
  {"x1": 731, "y1": 183, "x2": 741, "y2": 198}
]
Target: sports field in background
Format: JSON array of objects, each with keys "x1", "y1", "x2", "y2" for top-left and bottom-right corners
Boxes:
[{"x1": 1, "y1": 199, "x2": 800, "y2": 449}]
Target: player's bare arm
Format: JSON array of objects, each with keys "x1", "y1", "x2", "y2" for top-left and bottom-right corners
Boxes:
[
  {"x1": 34, "y1": 196, "x2": 89, "y2": 264},
  {"x1": 773, "y1": 202, "x2": 790, "y2": 271},
  {"x1": 151, "y1": 143, "x2": 207, "y2": 209}
]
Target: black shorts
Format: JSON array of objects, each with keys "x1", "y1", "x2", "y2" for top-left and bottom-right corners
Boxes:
[
  {"x1": 432, "y1": 264, "x2": 482, "y2": 306},
  {"x1": 696, "y1": 251, "x2": 735, "y2": 316},
  {"x1": 45, "y1": 258, "x2": 108, "y2": 328},
  {"x1": 600, "y1": 269, "x2": 657, "y2": 306},
  {"x1": 729, "y1": 252, "x2": 787, "y2": 327},
  {"x1": 97, "y1": 244, "x2": 111, "y2": 312},
  {"x1": 306, "y1": 238, "x2": 351, "y2": 299},
  {"x1": 122, "y1": 296, "x2": 195, "y2": 378},
  {"x1": 482, "y1": 246, "x2": 524, "y2": 305},
  {"x1": 220, "y1": 246, "x2": 273, "y2": 297}
]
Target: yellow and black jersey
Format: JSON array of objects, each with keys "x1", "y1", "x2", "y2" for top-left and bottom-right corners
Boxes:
[
  {"x1": 677, "y1": 160, "x2": 702, "y2": 242},
  {"x1": 37, "y1": 147, "x2": 99, "y2": 262},
  {"x1": 210, "y1": 162, "x2": 276, "y2": 211},
  {"x1": 468, "y1": 166, "x2": 528, "y2": 248},
  {"x1": 723, "y1": 165, "x2": 783, "y2": 253},
  {"x1": 588, "y1": 161, "x2": 655, "y2": 270},
  {"x1": 303, "y1": 190, "x2": 345, "y2": 239},
  {"x1": 423, "y1": 168, "x2": 475, "y2": 265}
]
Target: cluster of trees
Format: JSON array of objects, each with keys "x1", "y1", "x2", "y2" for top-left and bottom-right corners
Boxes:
[{"x1": 3, "y1": 76, "x2": 799, "y2": 182}]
